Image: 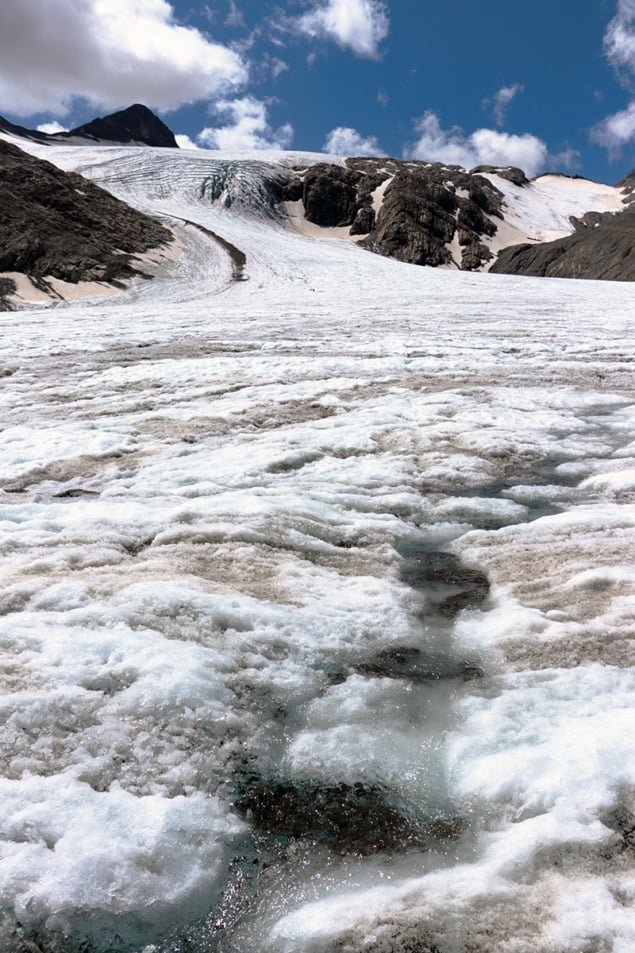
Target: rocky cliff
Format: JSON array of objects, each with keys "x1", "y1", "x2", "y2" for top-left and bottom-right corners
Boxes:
[{"x1": 287, "y1": 158, "x2": 506, "y2": 271}]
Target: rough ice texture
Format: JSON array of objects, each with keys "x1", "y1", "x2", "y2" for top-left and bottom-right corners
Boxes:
[{"x1": 0, "y1": 139, "x2": 633, "y2": 953}]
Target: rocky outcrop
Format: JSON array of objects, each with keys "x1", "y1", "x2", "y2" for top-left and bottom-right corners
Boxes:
[
  {"x1": 64, "y1": 104, "x2": 178, "y2": 148},
  {"x1": 491, "y1": 205, "x2": 635, "y2": 281},
  {"x1": 618, "y1": 168, "x2": 635, "y2": 204},
  {"x1": 0, "y1": 277, "x2": 16, "y2": 310},
  {"x1": 286, "y1": 157, "x2": 505, "y2": 270},
  {"x1": 0, "y1": 140, "x2": 172, "y2": 296},
  {"x1": 302, "y1": 164, "x2": 360, "y2": 227},
  {"x1": 283, "y1": 156, "x2": 635, "y2": 279}
]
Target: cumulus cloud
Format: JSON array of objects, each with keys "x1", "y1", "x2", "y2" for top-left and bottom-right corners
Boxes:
[
  {"x1": 591, "y1": 1, "x2": 635, "y2": 152},
  {"x1": 197, "y1": 97, "x2": 293, "y2": 151},
  {"x1": 175, "y1": 134, "x2": 200, "y2": 150},
  {"x1": 323, "y1": 126, "x2": 384, "y2": 155},
  {"x1": 0, "y1": 0, "x2": 247, "y2": 117},
  {"x1": 491, "y1": 83, "x2": 524, "y2": 126},
  {"x1": 405, "y1": 111, "x2": 548, "y2": 177},
  {"x1": 36, "y1": 121, "x2": 68, "y2": 134},
  {"x1": 292, "y1": 0, "x2": 389, "y2": 57},
  {"x1": 591, "y1": 100, "x2": 635, "y2": 152}
]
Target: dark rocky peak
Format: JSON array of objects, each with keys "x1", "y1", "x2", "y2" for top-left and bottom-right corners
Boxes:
[
  {"x1": 0, "y1": 104, "x2": 178, "y2": 149},
  {"x1": 65, "y1": 104, "x2": 178, "y2": 148}
]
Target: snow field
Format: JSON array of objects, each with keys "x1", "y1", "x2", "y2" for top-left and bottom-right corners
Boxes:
[{"x1": 0, "y1": 143, "x2": 633, "y2": 952}]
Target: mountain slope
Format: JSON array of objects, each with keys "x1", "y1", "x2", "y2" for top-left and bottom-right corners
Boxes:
[
  {"x1": 279, "y1": 158, "x2": 630, "y2": 274},
  {"x1": 490, "y1": 205, "x2": 635, "y2": 280},
  {"x1": 0, "y1": 140, "x2": 173, "y2": 307},
  {"x1": 1, "y1": 119, "x2": 633, "y2": 290}
]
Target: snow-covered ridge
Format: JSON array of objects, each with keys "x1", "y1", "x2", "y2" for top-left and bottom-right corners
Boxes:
[{"x1": 486, "y1": 171, "x2": 626, "y2": 245}]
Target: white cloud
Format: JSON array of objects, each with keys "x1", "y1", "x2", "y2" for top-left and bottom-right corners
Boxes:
[
  {"x1": 0, "y1": 0, "x2": 247, "y2": 117},
  {"x1": 293, "y1": 0, "x2": 389, "y2": 58},
  {"x1": 197, "y1": 97, "x2": 293, "y2": 151},
  {"x1": 175, "y1": 134, "x2": 200, "y2": 150},
  {"x1": 405, "y1": 111, "x2": 548, "y2": 178},
  {"x1": 36, "y1": 121, "x2": 68, "y2": 135},
  {"x1": 323, "y1": 126, "x2": 384, "y2": 156},
  {"x1": 491, "y1": 83, "x2": 523, "y2": 127},
  {"x1": 591, "y1": 100, "x2": 635, "y2": 152},
  {"x1": 591, "y1": 1, "x2": 635, "y2": 153},
  {"x1": 604, "y1": 0, "x2": 635, "y2": 73}
]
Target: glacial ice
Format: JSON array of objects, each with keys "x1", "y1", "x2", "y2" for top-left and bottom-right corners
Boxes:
[{"x1": 0, "y1": 143, "x2": 633, "y2": 953}]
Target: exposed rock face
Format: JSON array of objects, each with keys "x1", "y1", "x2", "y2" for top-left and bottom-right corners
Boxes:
[
  {"x1": 284, "y1": 156, "x2": 635, "y2": 279},
  {"x1": 0, "y1": 140, "x2": 172, "y2": 295},
  {"x1": 0, "y1": 277, "x2": 16, "y2": 310},
  {"x1": 618, "y1": 168, "x2": 635, "y2": 204},
  {"x1": 491, "y1": 205, "x2": 635, "y2": 281},
  {"x1": 289, "y1": 157, "x2": 505, "y2": 270},
  {"x1": 65, "y1": 104, "x2": 178, "y2": 148},
  {"x1": 302, "y1": 163, "x2": 360, "y2": 227}
]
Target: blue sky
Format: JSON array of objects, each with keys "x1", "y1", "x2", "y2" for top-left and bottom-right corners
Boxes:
[{"x1": 1, "y1": 1, "x2": 635, "y2": 183}]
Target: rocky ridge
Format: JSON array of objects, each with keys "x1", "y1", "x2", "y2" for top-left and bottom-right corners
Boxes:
[
  {"x1": 0, "y1": 139, "x2": 172, "y2": 307},
  {"x1": 491, "y1": 168, "x2": 635, "y2": 281},
  {"x1": 284, "y1": 158, "x2": 507, "y2": 271},
  {"x1": 490, "y1": 204, "x2": 635, "y2": 281},
  {"x1": 0, "y1": 104, "x2": 178, "y2": 148}
]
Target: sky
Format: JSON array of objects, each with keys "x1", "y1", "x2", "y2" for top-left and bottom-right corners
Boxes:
[{"x1": 1, "y1": 1, "x2": 635, "y2": 183}]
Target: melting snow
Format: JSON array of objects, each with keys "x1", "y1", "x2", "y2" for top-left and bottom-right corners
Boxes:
[{"x1": 0, "y1": 142, "x2": 633, "y2": 953}]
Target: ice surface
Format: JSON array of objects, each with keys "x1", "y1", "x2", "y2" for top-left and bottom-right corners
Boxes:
[{"x1": 0, "y1": 141, "x2": 633, "y2": 953}]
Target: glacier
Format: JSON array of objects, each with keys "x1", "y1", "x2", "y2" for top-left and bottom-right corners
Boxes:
[{"x1": 0, "y1": 143, "x2": 634, "y2": 953}]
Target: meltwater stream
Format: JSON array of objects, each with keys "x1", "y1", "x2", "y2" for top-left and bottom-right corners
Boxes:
[
  {"x1": 137, "y1": 526, "x2": 493, "y2": 953},
  {"x1": 136, "y1": 462, "x2": 576, "y2": 953}
]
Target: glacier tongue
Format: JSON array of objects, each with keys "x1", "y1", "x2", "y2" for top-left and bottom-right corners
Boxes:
[{"x1": 0, "y1": 143, "x2": 634, "y2": 953}]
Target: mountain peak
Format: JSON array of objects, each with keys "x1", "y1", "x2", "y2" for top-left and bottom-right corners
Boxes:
[{"x1": 66, "y1": 104, "x2": 178, "y2": 148}]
